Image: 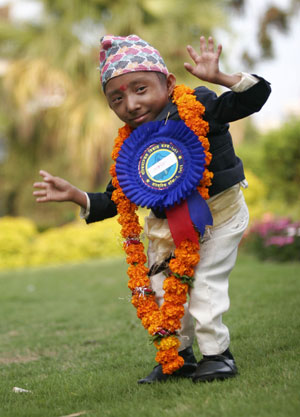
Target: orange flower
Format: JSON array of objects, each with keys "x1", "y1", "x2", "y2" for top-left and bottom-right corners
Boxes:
[
  {"x1": 127, "y1": 264, "x2": 149, "y2": 279},
  {"x1": 126, "y1": 252, "x2": 147, "y2": 265},
  {"x1": 143, "y1": 310, "x2": 162, "y2": 333},
  {"x1": 109, "y1": 164, "x2": 116, "y2": 177},
  {"x1": 162, "y1": 318, "x2": 182, "y2": 333},
  {"x1": 121, "y1": 223, "x2": 142, "y2": 238},
  {"x1": 161, "y1": 303, "x2": 185, "y2": 319},
  {"x1": 155, "y1": 347, "x2": 185, "y2": 373},
  {"x1": 164, "y1": 292, "x2": 187, "y2": 304},
  {"x1": 162, "y1": 356, "x2": 185, "y2": 374},
  {"x1": 128, "y1": 276, "x2": 150, "y2": 291},
  {"x1": 137, "y1": 299, "x2": 158, "y2": 319},
  {"x1": 173, "y1": 85, "x2": 211, "y2": 203},
  {"x1": 169, "y1": 260, "x2": 194, "y2": 277},
  {"x1": 163, "y1": 276, "x2": 188, "y2": 294},
  {"x1": 131, "y1": 294, "x2": 140, "y2": 308}
]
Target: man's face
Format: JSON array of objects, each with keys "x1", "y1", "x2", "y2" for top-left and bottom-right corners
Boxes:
[{"x1": 105, "y1": 72, "x2": 176, "y2": 129}]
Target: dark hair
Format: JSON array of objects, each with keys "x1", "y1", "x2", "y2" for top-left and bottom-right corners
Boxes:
[{"x1": 155, "y1": 72, "x2": 167, "y2": 85}]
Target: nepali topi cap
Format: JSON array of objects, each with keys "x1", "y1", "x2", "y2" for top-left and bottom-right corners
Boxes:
[{"x1": 99, "y1": 34, "x2": 169, "y2": 89}]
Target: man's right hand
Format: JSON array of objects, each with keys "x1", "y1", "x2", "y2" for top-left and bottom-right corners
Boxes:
[{"x1": 33, "y1": 170, "x2": 87, "y2": 208}]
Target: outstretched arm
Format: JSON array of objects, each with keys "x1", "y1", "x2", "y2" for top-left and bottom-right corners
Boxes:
[
  {"x1": 33, "y1": 170, "x2": 87, "y2": 209},
  {"x1": 184, "y1": 36, "x2": 242, "y2": 88}
]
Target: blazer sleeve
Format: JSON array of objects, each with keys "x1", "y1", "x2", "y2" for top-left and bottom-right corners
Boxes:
[
  {"x1": 195, "y1": 76, "x2": 271, "y2": 124},
  {"x1": 86, "y1": 180, "x2": 117, "y2": 224}
]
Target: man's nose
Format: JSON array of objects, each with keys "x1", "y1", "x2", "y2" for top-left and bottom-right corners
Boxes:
[{"x1": 126, "y1": 95, "x2": 141, "y2": 113}]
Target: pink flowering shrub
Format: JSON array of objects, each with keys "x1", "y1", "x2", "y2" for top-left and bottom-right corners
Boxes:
[{"x1": 243, "y1": 216, "x2": 300, "y2": 262}]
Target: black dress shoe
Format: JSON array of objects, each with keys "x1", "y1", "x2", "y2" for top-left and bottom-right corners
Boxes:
[
  {"x1": 192, "y1": 352, "x2": 238, "y2": 383},
  {"x1": 138, "y1": 346, "x2": 197, "y2": 384}
]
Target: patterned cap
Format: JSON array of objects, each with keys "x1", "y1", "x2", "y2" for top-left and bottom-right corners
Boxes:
[{"x1": 99, "y1": 34, "x2": 169, "y2": 89}]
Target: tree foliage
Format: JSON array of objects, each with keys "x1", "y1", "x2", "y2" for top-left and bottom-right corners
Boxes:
[
  {"x1": 0, "y1": 0, "x2": 298, "y2": 224},
  {"x1": 261, "y1": 117, "x2": 300, "y2": 203},
  {"x1": 0, "y1": 0, "x2": 228, "y2": 224},
  {"x1": 230, "y1": 0, "x2": 300, "y2": 67}
]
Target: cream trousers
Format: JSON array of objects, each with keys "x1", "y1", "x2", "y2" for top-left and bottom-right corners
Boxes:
[{"x1": 147, "y1": 199, "x2": 249, "y2": 356}]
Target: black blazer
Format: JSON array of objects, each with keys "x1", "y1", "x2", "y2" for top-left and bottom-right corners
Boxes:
[{"x1": 87, "y1": 76, "x2": 271, "y2": 223}]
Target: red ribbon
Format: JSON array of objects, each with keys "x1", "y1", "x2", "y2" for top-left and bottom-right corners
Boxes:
[{"x1": 166, "y1": 200, "x2": 199, "y2": 247}]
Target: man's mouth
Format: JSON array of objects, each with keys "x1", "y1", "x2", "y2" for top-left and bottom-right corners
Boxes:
[{"x1": 131, "y1": 112, "x2": 149, "y2": 124}]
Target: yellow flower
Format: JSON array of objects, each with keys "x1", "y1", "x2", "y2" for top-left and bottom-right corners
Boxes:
[{"x1": 154, "y1": 336, "x2": 181, "y2": 351}]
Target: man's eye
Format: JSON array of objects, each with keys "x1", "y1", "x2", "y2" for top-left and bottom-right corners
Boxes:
[
  {"x1": 112, "y1": 96, "x2": 122, "y2": 104},
  {"x1": 137, "y1": 86, "x2": 146, "y2": 92}
]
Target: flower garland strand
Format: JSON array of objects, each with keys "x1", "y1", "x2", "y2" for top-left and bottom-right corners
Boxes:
[{"x1": 110, "y1": 85, "x2": 212, "y2": 374}]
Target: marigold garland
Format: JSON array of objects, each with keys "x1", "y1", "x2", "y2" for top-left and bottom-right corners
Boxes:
[{"x1": 110, "y1": 85, "x2": 213, "y2": 374}]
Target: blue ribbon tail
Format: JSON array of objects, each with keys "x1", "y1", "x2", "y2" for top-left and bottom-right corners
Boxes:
[{"x1": 187, "y1": 190, "x2": 213, "y2": 237}]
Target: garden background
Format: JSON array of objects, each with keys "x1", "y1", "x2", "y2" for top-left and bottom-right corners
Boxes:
[
  {"x1": 1, "y1": 0, "x2": 300, "y2": 269},
  {"x1": 0, "y1": 1, "x2": 300, "y2": 416}
]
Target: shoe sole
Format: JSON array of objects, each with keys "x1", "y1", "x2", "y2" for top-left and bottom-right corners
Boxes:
[
  {"x1": 138, "y1": 374, "x2": 195, "y2": 384},
  {"x1": 193, "y1": 372, "x2": 237, "y2": 383}
]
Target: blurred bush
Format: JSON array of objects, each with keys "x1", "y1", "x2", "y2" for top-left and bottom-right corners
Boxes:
[
  {"x1": 260, "y1": 117, "x2": 300, "y2": 203},
  {"x1": 236, "y1": 117, "x2": 300, "y2": 222},
  {"x1": 238, "y1": 117, "x2": 300, "y2": 208},
  {"x1": 242, "y1": 215, "x2": 300, "y2": 262},
  {"x1": 243, "y1": 169, "x2": 267, "y2": 220},
  {"x1": 0, "y1": 216, "x2": 37, "y2": 269},
  {"x1": 0, "y1": 216, "x2": 125, "y2": 270}
]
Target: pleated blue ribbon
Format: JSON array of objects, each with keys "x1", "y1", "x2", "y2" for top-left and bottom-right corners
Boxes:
[{"x1": 116, "y1": 119, "x2": 213, "y2": 240}]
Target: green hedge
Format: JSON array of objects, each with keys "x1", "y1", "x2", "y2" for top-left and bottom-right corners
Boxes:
[
  {"x1": 0, "y1": 216, "x2": 125, "y2": 270},
  {"x1": 2, "y1": 166, "x2": 294, "y2": 270}
]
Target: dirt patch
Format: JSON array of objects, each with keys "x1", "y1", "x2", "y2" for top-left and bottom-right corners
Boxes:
[
  {"x1": 6, "y1": 330, "x2": 19, "y2": 337},
  {"x1": 0, "y1": 353, "x2": 39, "y2": 364}
]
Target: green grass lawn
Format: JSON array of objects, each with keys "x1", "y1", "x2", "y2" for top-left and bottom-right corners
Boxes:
[{"x1": 0, "y1": 254, "x2": 300, "y2": 417}]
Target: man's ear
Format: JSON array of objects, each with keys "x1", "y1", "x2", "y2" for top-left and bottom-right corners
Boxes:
[{"x1": 166, "y1": 73, "x2": 176, "y2": 96}]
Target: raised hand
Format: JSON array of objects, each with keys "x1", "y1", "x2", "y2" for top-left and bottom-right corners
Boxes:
[
  {"x1": 33, "y1": 170, "x2": 74, "y2": 202},
  {"x1": 184, "y1": 36, "x2": 222, "y2": 84},
  {"x1": 33, "y1": 170, "x2": 87, "y2": 208}
]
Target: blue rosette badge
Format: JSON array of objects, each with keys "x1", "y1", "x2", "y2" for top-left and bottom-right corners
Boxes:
[{"x1": 116, "y1": 120, "x2": 213, "y2": 245}]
